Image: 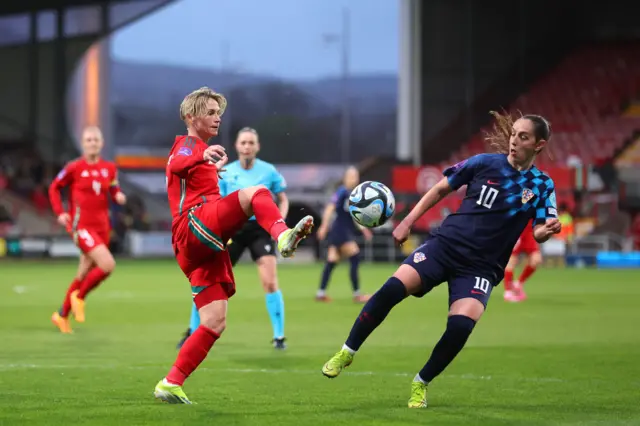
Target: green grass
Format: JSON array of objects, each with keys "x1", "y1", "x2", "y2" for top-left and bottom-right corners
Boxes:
[{"x1": 1, "y1": 260, "x2": 639, "y2": 425}]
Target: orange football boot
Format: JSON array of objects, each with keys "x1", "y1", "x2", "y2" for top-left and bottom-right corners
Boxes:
[
  {"x1": 51, "y1": 312, "x2": 72, "y2": 334},
  {"x1": 70, "y1": 290, "x2": 86, "y2": 323}
]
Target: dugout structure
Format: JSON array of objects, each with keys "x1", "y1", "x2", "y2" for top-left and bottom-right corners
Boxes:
[{"x1": 0, "y1": 0, "x2": 175, "y2": 164}]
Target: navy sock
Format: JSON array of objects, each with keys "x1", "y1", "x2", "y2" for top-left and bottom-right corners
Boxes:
[
  {"x1": 348, "y1": 255, "x2": 360, "y2": 293},
  {"x1": 345, "y1": 276, "x2": 407, "y2": 351},
  {"x1": 319, "y1": 262, "x2": 337, "y2": 291},
  {"x1": 418, "y1": 315, "x2": 476, "y2": 383}
]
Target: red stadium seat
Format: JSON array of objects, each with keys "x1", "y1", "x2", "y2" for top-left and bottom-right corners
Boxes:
[{"x1": 457, "y1": 43, "x2": 640, "y2": 166}]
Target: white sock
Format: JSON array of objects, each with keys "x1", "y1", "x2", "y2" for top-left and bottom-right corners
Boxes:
[
  {"x1": 317, "y1": 289, "x2": 326, "y2": 297},
  {"x1": 342, "y1": 344, "x2": 356, "y2": 355},
  {"x1": 413, "y1": 373, "x2": 428, "y2": 384}
]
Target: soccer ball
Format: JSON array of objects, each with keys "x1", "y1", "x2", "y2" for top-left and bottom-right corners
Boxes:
[{"x1": 348, "y1": 181, "x2": 395, "y2": 228}]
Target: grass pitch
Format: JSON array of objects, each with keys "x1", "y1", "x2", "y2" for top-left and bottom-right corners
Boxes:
[{"x1": 1, "y1": 260, "x2": 639, "y2": 425}]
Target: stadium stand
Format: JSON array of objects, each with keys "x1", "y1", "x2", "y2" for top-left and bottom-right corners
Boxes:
[{"x1": 449, "y1": 43, "x2": 640, "y2": 167}]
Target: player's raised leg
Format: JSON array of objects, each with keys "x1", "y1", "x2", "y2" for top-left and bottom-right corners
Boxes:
[
  {"x1": 322, "y1": 264, "x2": 421, "y2": 378},
  {"x1": 155, "y1": 285, "x2": 228, "y2": 404},
  {"x1": 51, "y1": 254, "x2": 93, "y2": 333},
  {"x1": 410, "y1": 291, "x2": 485, "y2": 408},
  {"x1": 70, "y1": 242, "x2": 116, "y2": 323},
  {"x1": 236, "y1": 185, "x2": 313, "y2": 257}
]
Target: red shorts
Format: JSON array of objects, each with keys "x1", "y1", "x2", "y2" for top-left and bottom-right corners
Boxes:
[
  {"x1": 172, "y1": 192, "x2": 248, "y2": 307},
  {"x1": 73, "y1": 227, "x2": 110, "y2": 254},
  {"x1": 512, "y1": 230, "x2": 539, "y2": 256}
]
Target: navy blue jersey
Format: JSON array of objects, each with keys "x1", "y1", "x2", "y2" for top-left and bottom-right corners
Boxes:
[
  {"x1": 433, "y1": 154, "x2": 557, "y2": 278},
  {"x1": 330, "y1": 186, "x2": 357, "y2": 233}
]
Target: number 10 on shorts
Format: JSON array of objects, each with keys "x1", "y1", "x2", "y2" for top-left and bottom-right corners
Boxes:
[{"x1": 473, "y1": 277, "x2": 490, "y2": 294}]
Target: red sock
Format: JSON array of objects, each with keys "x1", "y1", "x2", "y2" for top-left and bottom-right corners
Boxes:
[
  {"x1": 251, "y1": 188, "x2": 288, "y2": 240},
  {"x1": 504, "y1": 270, "x2": 514, "y2": 291},
  {"x1": 60, "y1": 278, "x2": 82, "y2": 317},
  {"x1": 166, "y1": 326, "x2": 220, "y2": 386},
  {"x1": 518, "y1": 265, "x2": 536, "y2": 285},
  {"x1": 77, "y1": 267, "x2": 110, "y2": 299}
]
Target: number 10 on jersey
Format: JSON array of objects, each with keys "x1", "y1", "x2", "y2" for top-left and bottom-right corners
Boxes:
[{"x1": 476, "y1": 185, "x2": 498, "y2": 209}]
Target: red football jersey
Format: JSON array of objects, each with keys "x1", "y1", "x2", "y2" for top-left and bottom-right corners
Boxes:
[
  {"x1": 166, "y1": 135, "x2": 222, "y2": 221},
  {"x1": 521, "y1": 219, "x2": 534, "y2": 239},
  {"x1": 513, "y1": 219, "x2": 538, "y2": 254},
  {"x1": 49, "y1": 158, "x2": 120, "y2": 230}
]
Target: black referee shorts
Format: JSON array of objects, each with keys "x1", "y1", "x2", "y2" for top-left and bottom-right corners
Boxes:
[{"x1": 227, "y1": 220, "x2": 277, "y2": 265}]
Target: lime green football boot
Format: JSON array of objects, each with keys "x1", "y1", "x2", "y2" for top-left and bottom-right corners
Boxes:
[
  {"x1": 408, "y1": 380, "x2": 428, "y2": 408},
  {"x1": 277, "y1": 215, "x2": 314, "y2": 258},
  {"x1": 321, "y1": 349, "x2": 354, "y2": 378},
  {"x1": 153, "y1": 379, "x2": 193, "y2": 404}
]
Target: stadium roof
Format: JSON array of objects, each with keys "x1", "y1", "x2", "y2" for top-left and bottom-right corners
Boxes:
[{"x1": 0, "y1": 0, "x2": 154, "y2": 16}]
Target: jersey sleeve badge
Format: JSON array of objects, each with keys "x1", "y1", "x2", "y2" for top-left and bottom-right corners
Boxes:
[
  {"x1": 413, "y1": 252, "x2": 426, "y2": 263},
  {"x1": 177, "y1": 146, "x2": 193, "y2": 156}
]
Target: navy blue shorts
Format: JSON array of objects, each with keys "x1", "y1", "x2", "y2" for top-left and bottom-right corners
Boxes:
[
  {"x1": 401, "y1": 237, "x2": 495, "y2": 308},
  {"x1": 327, "y1": 228, "x2": 356, "y2": 248}
]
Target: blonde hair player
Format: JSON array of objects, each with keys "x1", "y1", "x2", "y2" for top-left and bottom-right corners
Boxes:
[
  {"x1": 177, "y1": 126, "x2": 291, "y2": 350},
  {"x1": 321, "y1": 111, "x2": 561, "y2": 409},
  {"x1": 154, "y1": 87, "x2": 314, "y2": 404},
  {"x1": 49, "y1": 126, "x2": 127, "y2": 333}
]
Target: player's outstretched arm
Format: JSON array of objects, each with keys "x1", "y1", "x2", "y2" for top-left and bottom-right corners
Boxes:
[
  {"x1": 48, "y1": 178, "x2": 65, "y2": 217},
  {"x1": 401, "y1": 177, "x2": 453, "y2": 229},
  {"x1": 393, "y1": 177, "x2": 453, "y2": 244},
  {"x1": 48, "y1": 163, "x2": 74, "y2": 227},
  {"x1": 533, "y1": 219, "x2": 562, "y2": 243},
  {"x1": 532, "y1": 185, "x2": 561, "y2": 243},
  {"x1": 108, "y1": 169, "x2": 126, "y2": 205}
]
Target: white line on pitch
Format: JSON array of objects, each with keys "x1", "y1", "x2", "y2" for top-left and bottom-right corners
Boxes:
[{"x1": 0, "y1": 363, "x2": 565, "y2": 383}]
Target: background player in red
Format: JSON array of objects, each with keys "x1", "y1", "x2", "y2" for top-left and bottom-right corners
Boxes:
[
  {"x1": 49, "y1": 126, "x2": 127, "y2": 333},
  {"x1": 503, "y1": 219, "x2": 541, "y2": 302},
  {"x1": 154, "y1": 87, "x2": 313, "y2": 404}
]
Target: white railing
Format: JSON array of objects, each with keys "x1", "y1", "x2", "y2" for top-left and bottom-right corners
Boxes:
[
  {"x1": 566, "y1": 233, "x2": 635, "y2": 256},
  {"x1": 318, "y1": 232, "x2": 427, "y2": 263}
]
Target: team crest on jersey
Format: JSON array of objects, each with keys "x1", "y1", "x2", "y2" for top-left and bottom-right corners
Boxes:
[
  {"x1": 81, "y1": 170, "x2": 89, "y2": 177},
  {"x1": 521, "y1": 188, "x2": 534, "y2": 204},
  {"x1": 413, "y1": 252, "x2": 426, "y2": 263},
  {"x1": 101, "y1": 168, "x2": 108, "y2": 177}
]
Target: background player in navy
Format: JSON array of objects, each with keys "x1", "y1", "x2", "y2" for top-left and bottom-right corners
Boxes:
[
  {"x1": 316, "y1": 166, "x2": 372, "y2": 303},
  {"x1": 177, "y1": 127, "x2": 290, "y2": 350},
  {"x1": 321, "y1": 112, "x2": 562, "y2": 408}
]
